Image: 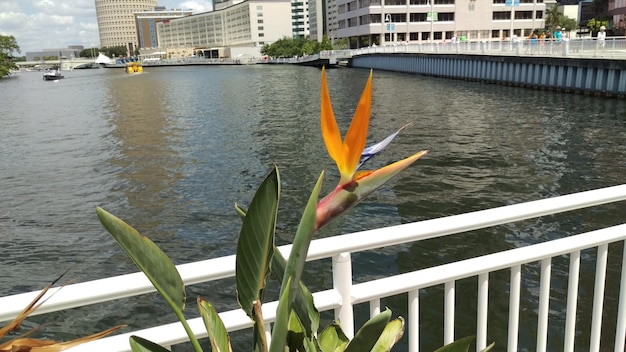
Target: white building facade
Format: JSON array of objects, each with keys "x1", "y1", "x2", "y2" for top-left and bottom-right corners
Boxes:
[
  {"x1": 156, "y1": 0, "x2": 293, "y2": 58},
  {"x1": 336, "y1": 0, "x2": 546, "y2": 47},
  {"x1": 95, "y1": 0, "x2": 158, "y2": 53}
]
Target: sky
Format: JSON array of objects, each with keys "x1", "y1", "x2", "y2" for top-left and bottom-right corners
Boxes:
[{"x1": 0, "y1": 0, "x2": 213, "y2": 54}]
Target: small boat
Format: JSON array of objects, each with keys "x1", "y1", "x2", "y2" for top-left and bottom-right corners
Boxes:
[{"x1": 43, "y1": 69, "x2": 64, "y2": 81}]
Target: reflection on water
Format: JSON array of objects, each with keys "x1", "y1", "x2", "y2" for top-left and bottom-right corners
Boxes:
[
  {"x1": 1, "y1": 66, "x2": 626, "y2": 351},
  {"x1": 103, "y1": 72, "x2": 183, "y2": 236}
]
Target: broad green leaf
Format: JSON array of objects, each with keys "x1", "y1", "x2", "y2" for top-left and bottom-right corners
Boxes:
[
  {"x1": 286, "y1": 310, "x2": 307, "y2": 351},
  {"x1": 433, "y1": 337, "x2": 471, "y2": 352},
  {"x1": 198, "y1": 297, "x2": 233, "y2": 352},
  {"x1": 370, "y1": 317, "x2": 404, "y2": 352},
  {"x1": 237, "y1": 205, "x2": 320, "y2": 338},
  {"x1": 318, "y1": 322, "x2": 349, "y2": 352},
  {"x1": 129, "y1": 335, "x2": 171, "y2": 352},
  {"x1": 344, "y1": 309, "x2": 392, "y2": 352},
  {"x1": 270, "y1": 171, "x2": 325, "y2": 352},
  {"x1": 97, "y1": 207, "x2": 203, "y2": 351},
  {"x1": 96, "y1": 207, "x2": 185, "y2": 313},
  {"x1": 271, "y1": 248, "x2": 320, "y2": 338},
  {"x1": 235, "y1": 166, "x2": 280, "y2": 317}
]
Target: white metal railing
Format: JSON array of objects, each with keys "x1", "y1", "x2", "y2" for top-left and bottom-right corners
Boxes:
[
  {"x1": 345, "y1": 37, "x2": 626, "y2": 60},
  {"x1": 2, "y1": 185, "x2": 626, "y2": 351}
]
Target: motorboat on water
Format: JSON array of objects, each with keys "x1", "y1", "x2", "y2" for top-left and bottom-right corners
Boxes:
[
  {"x1": 43, "y1": 69, "x2": 64, "y2": 81},
  {"x1": 125, "y1": 62, "x2": 143, "y2": 74}
]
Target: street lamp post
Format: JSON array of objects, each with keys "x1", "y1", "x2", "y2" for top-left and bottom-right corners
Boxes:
[
  {"x1": 385, "y1": 14, "x2": 393, "y2": 44},
  {"x1": 430, "y1": 0, "x2": 434, "y2": 43}
]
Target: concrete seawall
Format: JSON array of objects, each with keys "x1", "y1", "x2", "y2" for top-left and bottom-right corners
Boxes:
[{"x1": 351, "y1": 53, "x2": 626, "y2": 98}]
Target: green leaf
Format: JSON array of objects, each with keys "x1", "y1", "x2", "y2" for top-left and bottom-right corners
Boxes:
[
  {"x1": 96, "y1": 207, "x2": 185, "y2": 313},
  {"x1": 434, "y1": 336, "x2": 482, "y2": 352},
  {"x1": 129, "y1": 335, "x2": 171, "y2": 352},
  {"x1": 198, "y1": 297, "x2": 233, "y2": 352},
  {"x1": 271, "y1": 249, "x2": 320, "y2": 338},
  {"x1": 97, "y1": 207, "x2": 203, "y2": 352},
  {"x1": 318, "y1": 322, "x2": 349, "y2": 352},
  {"x1": 234, "y1": 203, "x2": 246, "y2": 220},
  {"x1": 236, "y1": 166, "x2": 280, "y2": 317},
  {"x1": 480, "y1": 342, "x2": 496, "y2": 352},
  {"x1": 344, "y1": 309, "x2": 392, "y2": 352},
  {"x1": 237, "y1": 205, "x2": 320, "y2": 339},
  {"x1": 270, "y1": 171, "x2": 324, "y2": 352},
  {"x1": 371, "y1": 317, "x2": 404, "y2": 352},
  {"x1": 280, "y1": 170, "x2": 324, "y2": 302},
  {"x1": 269, "y1": 276, "x2": 292, "y2": 352}
]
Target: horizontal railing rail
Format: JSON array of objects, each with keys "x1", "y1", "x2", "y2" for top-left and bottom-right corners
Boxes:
[
  {"x1": 344, "y1": 37, "x2": 626, "y2": 60},
  {"x1": 2, "y1": 184, "x2": 626, "y2": 351}
]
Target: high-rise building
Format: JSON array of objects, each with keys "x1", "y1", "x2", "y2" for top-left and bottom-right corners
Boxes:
[
  {"x1": 292, "y1": 0, "x2": 310, "y2": 38},
  {"x1": 336, "y1": 0, "x2": 547, "y2": 48},
  {"x1": 134, "y1": 7, "x2": 193, "y2": 49},
  {"x1": 95, "y1": 0, "x2": 158, "y2": 54},
  {"x1": 156, "y1": 0, "x2": 293, "y2": 58}
]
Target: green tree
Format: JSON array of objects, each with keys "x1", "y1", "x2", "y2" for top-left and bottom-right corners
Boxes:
[
  {"x1": 80, "y1": 47, "x2": 100, "y2": 58},
  {"x1": 0, "y1": 34, "x2": 20, "y2": 77},
  {"x1": 544, "y1": 5, "x2": 578, "y2": 33},
  {"x1": 560, "y1": 17, "x2": 578, "y2": 32},
  {"x1": 545, "y1": 5, "x2": 562, "y2": 31},
  {"x1": 587, "y1": 18, "x2": 609, "y2": 35},
  {"x1": 101, "y1": 45, "x2": 128, "y2": 58},
  {"x1": 261, "y1": 37, "x2": 334, "y2": 58}
]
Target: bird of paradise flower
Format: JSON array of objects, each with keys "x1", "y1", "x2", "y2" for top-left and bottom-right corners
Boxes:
[{"x1": 316, "y1": 67, "x2": 428, "y2": 229}]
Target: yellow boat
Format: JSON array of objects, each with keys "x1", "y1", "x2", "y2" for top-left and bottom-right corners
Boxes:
[{"x1": 125, "y1": 62, "x2": 143, "y2": 74}]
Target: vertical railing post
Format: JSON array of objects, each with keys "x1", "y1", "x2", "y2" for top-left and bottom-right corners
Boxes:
[
  {"x1": 508, "y1": 265, "x2": 521, "y2": 352},
  {"x1": 409, "y1": 289, "x2": 420, "y2": 352},
  {"x1": 370, "y1": 298, "x2": 381, "y2": 318},
  {"x1": 333, "y1": 252, "x2": 354, "y2": 338},
  {"x1": 590, "y1": 244, "x2": 608, "y2": 352},
  {"x1": 614, "y1": 241, "x2": 626, "y2": 352},
  {"x1": 444, "y1": 281, "x2": 455, "y2": 345},
  {"x1": 477, "y1": 273, "x2": 489, "y2": 351},
  {"x1": 564, "y1": 251, "x2": 581, "y2": 352},
  {"x1": 537, "y1": 258, "x2": 552, "y2": 352}
]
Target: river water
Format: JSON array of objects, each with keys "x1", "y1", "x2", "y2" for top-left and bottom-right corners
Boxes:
[{"x1": 1, "y1": 65, "x2": 626, "y2": 351}]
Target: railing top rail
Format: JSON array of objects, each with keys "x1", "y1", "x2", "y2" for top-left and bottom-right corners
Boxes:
[{"x1": 1, "y1": 184, "x2": 626, "y2": 323}]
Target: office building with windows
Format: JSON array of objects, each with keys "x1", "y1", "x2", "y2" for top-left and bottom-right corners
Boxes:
[
  {"x1": 134, "y1": 7, "x2": 193, "y2": 49},
  {"x1": 336, "y1": 0, "x2": 546, "y2": 47},
  {"x1": 156, "y1": 0, "x2": 292, "y2": 58},
  {"x1": 95, "y1": 0, "x2": 158, "y2": 54}
]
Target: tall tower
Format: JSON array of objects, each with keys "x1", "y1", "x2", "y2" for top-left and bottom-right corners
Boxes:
[{"x1": 95, "y1": 0, "x2": 158, "y2": 55}]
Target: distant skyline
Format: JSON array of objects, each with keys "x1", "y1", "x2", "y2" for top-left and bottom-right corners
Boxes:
[{"x1": 0, "y1": 0, "x2": 213, "y2": 54}]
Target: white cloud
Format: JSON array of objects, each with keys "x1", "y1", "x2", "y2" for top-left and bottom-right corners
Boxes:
[
  {"x1": 35, "y1": 0, "x2": 55, "y2": 9},
  {"x1": 0, "y1": 0, "x2": 213, "y2": 54},
  {"x1": 179, "y1": 1, "x2": 213, "y2": 13}
]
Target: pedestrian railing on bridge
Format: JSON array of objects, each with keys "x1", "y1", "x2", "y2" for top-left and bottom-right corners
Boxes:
[
  {"x1": 1, "y1": 185, "x2": 626, "y2": 351},
  {"x1": 345, "y1": 37, "x2": 626, "y2": 60}
]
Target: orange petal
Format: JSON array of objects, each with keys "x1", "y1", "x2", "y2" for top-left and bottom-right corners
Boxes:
[
  {"x1": 341, "y1": 69, "x2": 373, "y2": 182},
  {"x1": 320, "y1": 67, "x2": 342, "y2": 168}
]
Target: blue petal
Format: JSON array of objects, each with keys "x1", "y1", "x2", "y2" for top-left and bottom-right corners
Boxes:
[{"x1": 358, "y1": 124, "x2": 410, "y2": 169}]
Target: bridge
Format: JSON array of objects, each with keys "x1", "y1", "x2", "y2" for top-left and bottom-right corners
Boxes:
[
  {"x1": 321, "y1": 37, "x2": 626, "y2": 97},
  {"x1": 16, "y1": 57, "x2": 97, "y2": 70}
]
